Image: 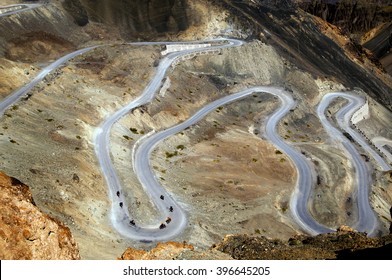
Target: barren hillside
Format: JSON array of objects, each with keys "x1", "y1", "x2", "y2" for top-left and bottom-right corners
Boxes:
[{"x1": 0, "y1": 0, "x2": 391, "y2": 259}]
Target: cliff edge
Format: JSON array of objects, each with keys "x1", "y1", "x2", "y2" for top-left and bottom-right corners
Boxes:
[{"x1": 0, "y1": 171, "x2": 80, "y2": 260}]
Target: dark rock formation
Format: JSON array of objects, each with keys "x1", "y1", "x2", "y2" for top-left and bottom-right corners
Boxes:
[
  {"x1": 336, "y1": 243, "x2": 392, "y2": 260},
  {"x1": 62, "y1": 0, "x2": 89, "y2": 26},
  {"x1": 298, "y1": 0, "x2": 391, "y2": 34},
  {"x1": 118, "y1": 227, "x2": 392, "y2": 260},
  {"x1": 390, "y1": 206, "x2": 392, "y2": 234},
  {"x1": 217, "y1": 0, "x2": 392, "y2": 111},
  {"x1": 213, "y1": 227, "x2": 392, "y2": 260},
  {"x1": 79, "y1": 0, "x2": 189, "y2": 37}
]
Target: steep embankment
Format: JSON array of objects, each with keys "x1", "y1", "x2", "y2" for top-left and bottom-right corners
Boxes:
[
  {"x1": 0, "y1": 171, "x2": 80, "y2": 259},
  {"x1": 119, "y1": 226, "x2": 392, "y2": 260},
  {"x1": 363, "y1": 23, "x2": 392, "y2": 75},
  {"x1": 79, "y1": 0, "x2": 189, "y2": 36},
  {"x1": 296, "y1": 0, "x2": 392, "y2": 76},
  {"x1": 219, "y1": 0, "x2": 392, "y2": 110}
]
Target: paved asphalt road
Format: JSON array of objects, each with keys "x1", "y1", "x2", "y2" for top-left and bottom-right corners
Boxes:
[
  {"x1": 0, "y1": 33, "x2": 387, "y2": 240},
  {"x1": 318, "y1": 92, "x2": 383, "y2": 236},
  {"x1": 0, "y1": 3, "x2": 42, "y2": 17}
]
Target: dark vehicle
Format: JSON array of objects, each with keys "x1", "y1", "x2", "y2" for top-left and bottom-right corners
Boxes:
[
  {"x1": 130, "y1": 220, "x2": 135, "y2": 226},
  {"x1": 160, "y1": 195, "x2": 164, "y2": 200},
  {"x1": 119, "y1": 202, "x2": 123, "y2": 208},
  {"x1": 159, "y1": 223, "x2": 166, "y2": 229},
  {"x1": 116, "y1": 191, "x2": 120, "y2": 197},
  {"x1": 169, "y1": 206, "x2": 173, "y2": 212}
]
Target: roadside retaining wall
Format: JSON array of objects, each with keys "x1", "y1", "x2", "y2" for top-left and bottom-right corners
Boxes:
[
  {"x1": 350, "y1": 102, "x2": 392, "y2": 165},
  {"x1": 351, "y1": 100, "x2": 369, "y2": 124},
  {"x1": 161, "y1": 44, "x2": 211, "y2": 56}
]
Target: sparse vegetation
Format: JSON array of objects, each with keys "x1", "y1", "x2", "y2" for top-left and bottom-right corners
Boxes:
[
  {"x1": 176, "y1": 144, "x2": 185, "y2": 150},
  {"x1": 130, "y1": 127, "x2": 138, "y2": 134},
  {"x1": 165, "y1": 151, "x2": 178, "y2": 158}
]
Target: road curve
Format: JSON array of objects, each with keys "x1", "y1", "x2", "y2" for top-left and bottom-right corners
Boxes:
[
  {"x1": 106, "y1": 85, "x2": 335, "y2": 240},
  {"x1": 0, "y1": 39, "x2": 242, "y2": 241},
  {"x1": 1, "y1": 36, "x2": 384, "y2": 239},
  {"x1": 317, "y1": 92, "x2": 380, "y2": 236},
  {"x1": 94, "y1": 39, "x2": 244, "y2": 241},
  {"x1": 261, "y1": 90, "x2": 332, "y2": 235},
  {"x1": 334, "y1": 94, "x2": 391, "y2": 172},
  {"x1": 372, "y1": 137, "x2": 392, "y2": 164},
  {"x1": 0, "y1": 39, "x2": 233, "y2": 116}
]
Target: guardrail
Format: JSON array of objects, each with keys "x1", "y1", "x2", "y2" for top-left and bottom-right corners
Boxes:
[
  {"x1": 349, "y1": 101, "x2": 392, "y2": 166},
  {"x1": 161, "y1": 44, "x2": 211, "y2": 56},
  {"x1": 351, "y1": 100, "x2": 369, "y2": 124}
]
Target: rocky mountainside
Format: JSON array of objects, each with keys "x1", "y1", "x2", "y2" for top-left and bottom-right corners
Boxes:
[
  {"x1": 0, "y1": 171, "x2": 80, "y2": 259},
  {"x1": 296, "y1": 0, "x2": 392, "y2": 75},
  {"x1": 0, "y1": 0, "x2": 391, "y2": 259},
  {"x1": 1, "y1": 169, "x2": 390, "y2": 260},
  {"x1": 119, "y1": 226, "x2": 392, "y2": 260}
]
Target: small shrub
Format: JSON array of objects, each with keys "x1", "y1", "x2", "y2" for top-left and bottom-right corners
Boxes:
[
  {"x1": 165, "y1": 151, "x2": 178, "y2": 158},
  {"x1": 130, "y1": 128, "x2": 138, "y2": 134}
]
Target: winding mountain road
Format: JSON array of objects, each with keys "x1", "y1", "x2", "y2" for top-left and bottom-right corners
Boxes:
[
  {"x1": 94, "y1": 39, "x2": 244, "y2": 241},
  {"x1": 109, "y1": 85, "x2": 332, "y2": 240},
  {"x1": 317, "y1": 92, "x2": 382, "y2": 236},
  {"x1": 0, "y1": 33, "x2": 386, "y2": 240},
  {"x1": 372, "y1": 137, "x2": 392, "y2": 164}
]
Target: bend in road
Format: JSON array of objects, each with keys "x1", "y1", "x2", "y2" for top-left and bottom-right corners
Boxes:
[
  {"x1": 116, "y1": 86, "x2": 333, "y2": 240},
  {"x1": 0, "y1": 38, "x2": 242, "y2": 241},
  {"x1": 1, "y1": 36, "x2": 383, "y2": 240},
  {"x1": 334, "y1": 93, "x2": 391, "y2": 172},
  {"x1": 372, "y1": 137, "x2": 392, "y2": 164},
  {"x1": 94, "y1": 39, "x2": 244, "y2": 241},
  {"x1": 318, "y1": 92, "x2": 380, "y2": 236}
]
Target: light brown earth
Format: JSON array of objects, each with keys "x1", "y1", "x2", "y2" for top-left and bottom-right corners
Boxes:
[
  {"x1": 0, "y1": 171, "x2": 80, "y2": 259},
  {"x1": 0, "y1": 0, "x2": 391, "y2": 259}
]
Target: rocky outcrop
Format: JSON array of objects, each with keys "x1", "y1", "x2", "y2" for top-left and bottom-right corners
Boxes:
[
  {"x1": 79, "y1": 0, "x2": 189, "y2": 37},
  {"x1": 214, "y1": 228, "x2": 392, "y2": 260},
  {"x1": 0, "y1": 171, "x2": 80, "y2": 259},
  {"x1": 62, "y1": 0, "x2": 89, "y2": 26},
  {"x1": 119, "y1": 227, "x2": 392, "y2": 260},
  {"x1": 297, "y1": 0, "x2": 391, "y2": 34},
  {"x1": 119, "y1": 241, "x2": 194, "y2": 260},
  {"x1": 119, "y1": 241, "x2": 232, "y2": 260}
]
